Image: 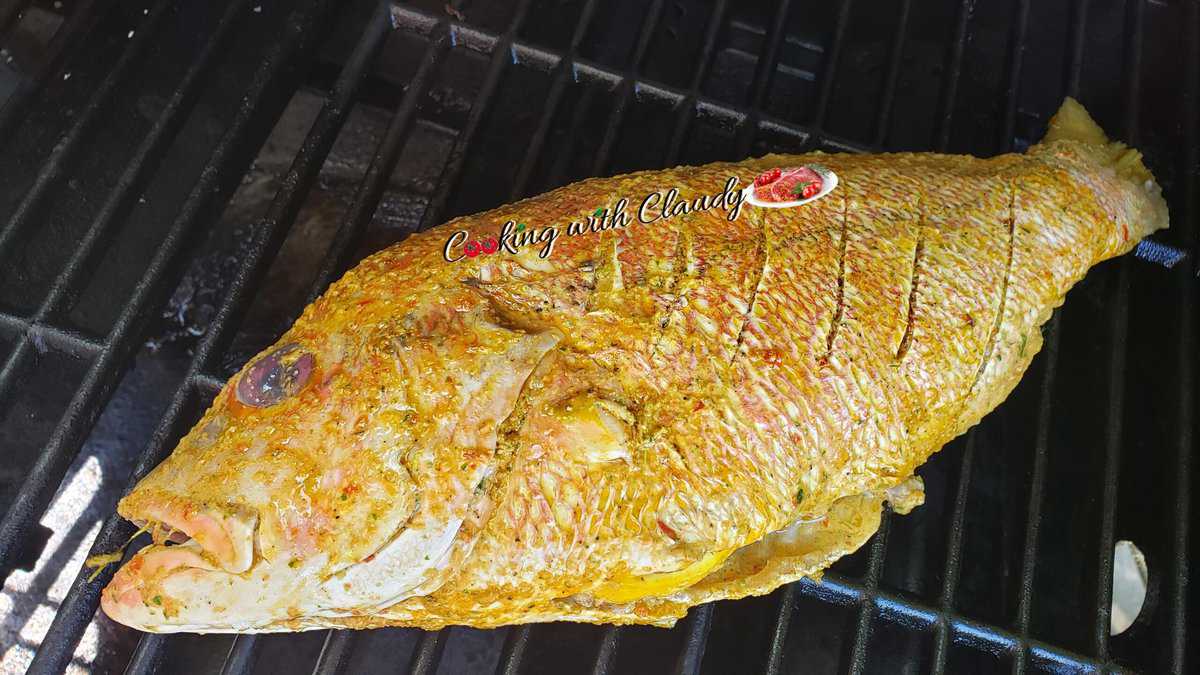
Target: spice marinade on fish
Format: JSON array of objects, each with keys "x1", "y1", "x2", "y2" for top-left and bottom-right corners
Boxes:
[{"x1": 100, "y1": 99, "x2": 1168, "y2": 632}]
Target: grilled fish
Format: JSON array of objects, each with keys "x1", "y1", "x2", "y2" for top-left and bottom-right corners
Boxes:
[{"x1": 100, "y1": 99, "x2": 1167, "y2": 632}]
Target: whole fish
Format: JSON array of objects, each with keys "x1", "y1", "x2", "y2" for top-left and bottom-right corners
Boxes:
[{"x1": 101, "y1": 99, "x2": 1167, "y2": 632}]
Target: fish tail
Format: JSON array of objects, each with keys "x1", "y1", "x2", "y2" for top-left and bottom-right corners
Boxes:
[{"x1": 1038, "y1": 97, "x2": 1169, "y2": 243}]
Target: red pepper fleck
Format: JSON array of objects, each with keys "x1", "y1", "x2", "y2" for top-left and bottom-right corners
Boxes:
[
  {"x1": 761, "y1": 349, "x2": 783, "y2": 366},
  {"x1": 657, "y1": 519, "x2": 680, "y2": 540},
  {"x1": 1121, "y1": 222, "x2": 1130, "y2": 242}
]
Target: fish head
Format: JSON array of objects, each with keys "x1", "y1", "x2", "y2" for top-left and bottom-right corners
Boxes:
[{"x1": 102, "y1": 278, "x2": 561, "y2": 631}]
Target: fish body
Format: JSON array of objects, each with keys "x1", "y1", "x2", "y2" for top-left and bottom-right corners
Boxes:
[{"x1": 102, "y1": 99, "x2": 1167, "y2": 632}]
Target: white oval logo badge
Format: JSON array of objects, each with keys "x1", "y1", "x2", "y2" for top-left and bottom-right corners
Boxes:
[{"x1": 744, "y1": 164, "x2": 838, "y2": 209}]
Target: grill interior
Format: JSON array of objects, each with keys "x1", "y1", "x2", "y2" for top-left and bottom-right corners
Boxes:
[{"x1": 0, "y1": 0, "x2": 1196, "y2": 673}]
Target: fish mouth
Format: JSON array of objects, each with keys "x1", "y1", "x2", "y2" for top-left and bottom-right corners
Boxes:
[
  {"x1": 127, "y1": 496, "x2": 259, "y2": 574},
  {"x1": 101, "y1": 496, "x2": 265, "y2": 631},
  {"x1": 100, "y1": 541, "x2": 221, "y2": 631}
]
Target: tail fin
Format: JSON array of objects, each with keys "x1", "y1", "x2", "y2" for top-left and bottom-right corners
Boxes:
[{"x1": 1040, "y1": 97, "x2": 1154, "y2": 186}]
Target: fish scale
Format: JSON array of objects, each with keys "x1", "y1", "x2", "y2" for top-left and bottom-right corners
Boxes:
[{"x1": 100, "y1": 99, "x2": 1170, "y2": 632}]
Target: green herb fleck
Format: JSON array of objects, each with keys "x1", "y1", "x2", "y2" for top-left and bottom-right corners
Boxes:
[
  {"x1": 791, "y1": 182, "x2": 813, "y2": 196},
  {"x1": 152, "y1": 595, "x2": 162, "y2": 606},
  {"x1": 340, "y1": 493, "x2": 348, "y2": 501},
  {"x1": 516, "y1": 222, "x2": 526, "y2": 231},
  {"x1": 796, "y1": 487, "x2": 805, "y2": 503},
  {"x1": 1019, "y1": 334, "x2": 1028, "y2": 357},
  {"x1": 594, "y1": 208, "x2": 604, "y2": 217}
]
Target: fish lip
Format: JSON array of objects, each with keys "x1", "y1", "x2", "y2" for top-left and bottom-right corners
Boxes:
[
  {"x1": 100, "y1": 541, "x2": 222, "y2": 632},
  {"x1": 100, "y1": 565, "x2": 148, "y2": 631},
  {"x1": 122, "y1": 494, "x2": 259, "y2": 573}
]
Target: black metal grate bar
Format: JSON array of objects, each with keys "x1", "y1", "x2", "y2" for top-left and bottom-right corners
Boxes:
[
  {"x1": 23, "y1": 0, "x2": 346, "y2": 669},
  {"x1": 794, "y1": 569, "x2": 1119, "y2": 669},
  {"x1": 1065, "y1": 0, "x2": 1089, "y2": 99},
  {"x1": 586, "y1": 0, "x2": 667, "y2": 178},
  {"x1": 1168, "y1": 2, "x2": 1198, "y2": 672},
  {"x1": 0, "y1": 0, "x2": 171, "y2": 262},
  {"x1": 0, "y1": 0, "x2": 329, "y2": 586},
  {"x1": 871, "y1": 0, "x2": 912, "y2": 147},
  {"x1": 407, "y1": 630, "x2": 447, "y2": 675},
  {"x1": 495, "y1": 625, "x2": 531, "y2": 675},
  {"x1": 1091, "y1": 4, "x2": 1145, "y2": 659},
  {"x1": 299, "y1": 18, "x2": 451, "y2": 305},
  {"x1": 810, "y1": 0, "x2": 854, "y2": 131},
  {"x1": 388, "y1": 4, "x2": 879, "y2": 168},
  {"x1": 219, "y1": 635, "x2": 262, "y2": 675},
  {"x1": 663, "y1": 0, "x2": 728, "y2": 166},
  {"x1": 0, "y1": 1, "x2": 256, "y2": 562},
  {"x1": 762, "y1": 584, "x2": 796, "y2": 675},
  {"x1": 671, "y1": 603, "x2": 713, "y2": 675},
  {"x1": 10, "y1": 0, "x2": 256, "y2": 324},
  {"x1": 507, "y1": 0, "x2": 600, "y2": 200},
  {"x1": 0, "y1": 312, "x2": 103, "y2": 359},
  {"x1": 0, "y1": 0, "x2": 32, "y2": 36},
  {"x1": 589, "y1": 625, "x2": 621, "y2": 675},
  {"x1": 748, "y1": 0, "x2": 791, "y2": 112},
  {"x1": 115, "y1": 12, "x2": 439, "y2": 659},
  {"x1": 1011, "y1": 324, "x2": 1062, "y2": 675},
  {"x1": 999, "y1": 0, "x2": 1031, "y2": 152},
  {"x1": 1093, "y1": 260, "x2": 1129, "y2": 660},
  {"x1": 25, "y1": 386, "x2": 198, "y2": 673},
  {"x1": 934, "y1": 0, "x2": 975, "y2": 151},
  {"x1": 929, "y1": 435, "x2": 977, "y2": 674},
  {"x1": 732, "y1": 0, "x2": 786, "y2": 158},
  {"x1": 311, "y1": 629, "x2": 357, "y2": 675},
  {"x1": 122, "y1": 633, "x2": 169, "y2": 675},
  {"x1": 415, "y1": 0, "x2": 535, "y2": 233},
  {"x1": 845, "y1": 511, "x2": 891, "y2": 674},
  {"x1": 0, "y1": 0, "x2": 112, "y2": 143}
]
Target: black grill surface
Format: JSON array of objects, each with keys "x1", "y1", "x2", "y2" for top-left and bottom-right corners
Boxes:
[{"x1": 0, "y1": 0, "x2": 1196, "y2": 673}]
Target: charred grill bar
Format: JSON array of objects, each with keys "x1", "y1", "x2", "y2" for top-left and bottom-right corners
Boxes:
[{"x1": 0, "y1": 0, "x2": 1195, "y2": 673}]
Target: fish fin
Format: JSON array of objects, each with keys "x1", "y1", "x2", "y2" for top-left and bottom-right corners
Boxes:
[
  {"x1": 1042, "y1": 97, "x2": 1109, "y2": 145},
  {"x1": 1038, "y1": 97, "x2": 1168, "y2": 242},
  {"x1": 1041, "y1": 97, "x2": 1153, "y2": 186}
]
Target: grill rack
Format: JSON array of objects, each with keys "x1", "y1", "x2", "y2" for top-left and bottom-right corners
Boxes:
[{"x1": 0, "y1": 0, "x2": 1194, "y2": 673}]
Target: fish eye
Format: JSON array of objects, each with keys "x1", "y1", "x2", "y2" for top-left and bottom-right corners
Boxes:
[{"x1": 236, "y1": 343, "x2": 315, "y2": 408}]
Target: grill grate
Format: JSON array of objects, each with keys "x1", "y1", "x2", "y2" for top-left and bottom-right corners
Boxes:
[{"x1": 0, "y1": 0, "x2": 1195, "y2": 673}]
